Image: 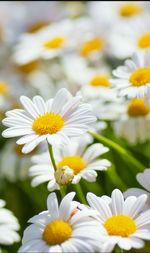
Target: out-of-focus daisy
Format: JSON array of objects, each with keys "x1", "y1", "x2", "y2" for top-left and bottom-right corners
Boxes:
[
  {"x1": 29, "y1": 135, "x2": 110, "y2": 191},
  {"x1": 74, "y1": 18, "x2": 110, "y2": 60},
  {"x1": 125, "y1": 168, "x2": 150, "y2": 209},
  {"x1": 109, "y1": 18, "x2": 150, "y2": 59},
  {"x1": 0, "y1": 199, "x2": 20, "y2": 248},
  {"x1": 13, "y1": 20, "x2": 74, "y2": 65},
  {"x1": 111, "y1": 52, "x2": 150, "y2": 99},
  {"x1": 88, "y1": 1, "x2": 148, "y2": 27},
  {"x1": 87, "y1": 189, "x2": 150, "y2": 252},
  {"x1": 18, "y1": 192, "x2": 100, "y2": 253},
  {"x1": 113, "y1": 98, "x2": 150, "y2": 144},
  {"x1": 0, "y1": 141, "x2": 38, "y2": 182},
  {"x1": 2, "y1": 88, "x2": 96, "y2": 154}
]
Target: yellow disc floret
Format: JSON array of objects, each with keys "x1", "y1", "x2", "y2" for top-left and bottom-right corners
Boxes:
[
  {"x1": 80, "y1": 37, "x2": 104, "y2": 57},
  {"x1": 128, "y1": 98, "x2": 150, "y2": 117},
  {"x1": 43, "y1": 219, "x2": 72, "y2": 245},
  {"x1": 32, "y1": 112, "x2": 64, "y2": 135},
  {"x1": 43, "y1": 37, "x2": 65, "y2": 49},
  {"x1": 90, "y1": 75, "x2": 110, "y2": 87},
  {"x1": 0, "y1": 81, "x2": 9, "y2": 95},
  {"x1": 57, "y1": 156, "x2": 86, "y2": 175},
  {"x1": 104, "y1": 215, "x2": 137, "y2": 237},
  {"x1": 129, "y1": 68, "x2": 150, "y2": 87},
  {"x1": 119, "y1": 3, "x2": 143, "y2": 17},
  {"x1": 138, "y1": 33, "x2": 150, "y2": 49}
]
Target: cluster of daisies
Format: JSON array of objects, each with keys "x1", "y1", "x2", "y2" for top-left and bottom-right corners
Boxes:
[{"x1": 0, "y1": 1, "x2": 150, "y2": 253}]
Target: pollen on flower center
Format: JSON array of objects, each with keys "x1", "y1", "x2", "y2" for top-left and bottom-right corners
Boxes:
[
  {"x1": 80, "y1": 37, "x2": 104, "y2": 57},
  {"x1": 138, "y1": 33, "x2": 150, "y2": 49},
  {"x1": 0, "y1": 81, "x2": 9, "y2": 95},
  {"x1": 129, "y1": 68, "x2": 150, "y2": 86},
  {"x1": 32, "y1": 112, "x2": 64, "y2": 135},
  {"x1": 43, "y1": 219, "x2": 72, "y2": 245},
  {"x1": 57, "y1": 156, "x2": 86, "y2": 175},
  {"x1": 104, "y1": 215, "x2": 137, "y2": 237},
  {"x1": 127, "y1": 98, "x2": 150, "y2": 117},
  {"x1": 119, "y1": 3, "x2": 143, "y2": 17},
  {"x1": 90, "y1": 75, "x2": 110, "y2": 87},
  {"x1": 43, "y1": 37, "x2": 65, "y2": 49}
]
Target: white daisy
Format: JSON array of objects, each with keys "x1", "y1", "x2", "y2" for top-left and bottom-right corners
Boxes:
[
  {"x1": 113, "y1": 98, "x2": 150, "y2": 144},
  {"x1": 18, "y1": 192, "x2": 100, "y2": 253},
  {"x1": 0, "y1": 199, "x2": 20, "y2": 247},
  {"x1": 13, "y1": 20, "x2": 74, "y2": 65},
  {"x1": 111, "y1": 51, "x2": 150, "y2": 99},
  {"x1": 29, "y1": 135, "x2": 110, "y2": 191},
  {"x1": 88, "y1": 1, "x2": 148, "y2": 27},
  {"x1": 2, "y1": 88, "x2": 96, "y2": 154},
  {"x1": 87, "y1": 189, "x2": 150, "y2": 252},
  {"x1": 125, "y1": 168, "x2": 150, "y2": 209},
  {"x1": 73, "y1": 18, "x2": 110, "y2": 60},
  {"x1": 109, "y1": 17, "x2": 150, "y2": 59}
]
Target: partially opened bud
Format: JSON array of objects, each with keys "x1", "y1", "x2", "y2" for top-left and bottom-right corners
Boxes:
[{"x1": 55, "y1": 166, "x2": 74, "y2": 186}]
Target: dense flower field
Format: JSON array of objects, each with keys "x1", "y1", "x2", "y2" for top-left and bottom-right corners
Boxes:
[{"x1": 0, "y1": 1, "x2": 150, "y2": 253}]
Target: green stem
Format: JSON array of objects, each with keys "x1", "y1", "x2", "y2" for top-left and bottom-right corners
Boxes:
[
  {"x1": 60, "y1": 186, "x2": 66, "y2": 198},
  {"x1": 89, "y1": 131, "x2": 144, "y2": 172},
  {"x1": 74, "y1": 183, "x2": 87, "y2": 204},
  {"x1": 47, "y1": 142, "x2": 57, "y2": 171}
]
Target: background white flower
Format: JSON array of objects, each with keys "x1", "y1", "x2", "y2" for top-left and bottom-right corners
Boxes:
[
  {"x1": 29, "y1": 135, "x2": 111, "y2": 191},
  {"x1": 0, "y1": 199, "x2": 20, "y2": 247}
]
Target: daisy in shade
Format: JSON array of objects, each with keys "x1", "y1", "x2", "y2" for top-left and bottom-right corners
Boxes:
[
  {"x1": 111, "y1": 51, "x2": 150, "y2": 99},
  {"x1": 2, "y1": 88, "x2": 96, "y2": 154},
  {"x1": 29, "y1": 135, "x2": 111, "y2": 191},
  {"x1": 113, "y1": 98, "x2": 150, "y2": 144},
  {"x1": 0, "y1": 199, "x2": 20, "y2": 248},
  {"x1": 87, "y1": 189, "x2": 150, "y2": 253},
  {"x1": 18, "y1": 192, "x2": 100, "y2": 253},
  {"x1": 125, "y1": 168, "x2": 150, "y2": 209}
]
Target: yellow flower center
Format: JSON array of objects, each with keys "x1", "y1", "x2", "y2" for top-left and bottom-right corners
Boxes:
[
  {"x1": 119, "y1": 3, "x2": 143, "y2": 17},
  {"x1": 90, "y1": 75, "x2": 110, "y2": 87},
  {"x1": 27, "y1": 21, "x2": 49, "y2": 33},
  {"x1": 129, "y1": 68, "x2": 150, "y2": 87},
  {"x1": 138, "y1": 33, "x2": 150, "y2": 49},
  {"x1": 16, "y1": 61, "x2": 40, "y2": 74},
  {"x1": 104, "y1": 215, "x2": 137, "y2": 237},
  {"x1": 43, "y1": 37, "x2": 65, "y2": 49},
  {"x1": 43, "y1": 219, "x2": 72, "y2": 245},
  {"x1": 80, "y1": 37, "x2": 104, "y2": 57},
  {"x1": 57, "y1": 156, "x2": 86, "y2": 175},
  {"x1": 32, "y1": 112, "x2": 64, "y2": 135},
  {"x1": 0, "y1": 81, "x2": 8, "y2": 95},
  {"x1": 127, "y1": 98, "x2": 150, "y2": 117}
]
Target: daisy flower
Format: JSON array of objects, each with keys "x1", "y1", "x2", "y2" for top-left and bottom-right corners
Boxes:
[
  {"x1": 125, "y1": 168, "x2": 150, "y2": 209},
  {"x1": 109, "y1": 18, "x2": 150, "y2": 59},
  {"x1": 113, "y1": 98, "x2": 150, "y2": 144},
  {"x1": 13, "y1": 20, "x2": 74, "y2": 65},
  {"x1": 2, "y1": 88, "x2": 96, "y2": 154},
  {"x1": 111, "y1": 51, "x2": 150, "y2": 99},
  {"x1": 18, "y1": 192, "x2": 100, "y2": 253},
  {"x1": 74, "y1": 18, "x2": 110, "y2": 60},
  {"x1": 29, "y1": 135, "x2": 110, "y2": 191},
  {"x1": 88, "y1": 1, "x2": 148, "y2": 27},
  {"x1": 0, "y1": 199, "x2": 20, "y2": 247},
  {"x1": 87, "y1": 189, "x2": 150, "y2": 252}
]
